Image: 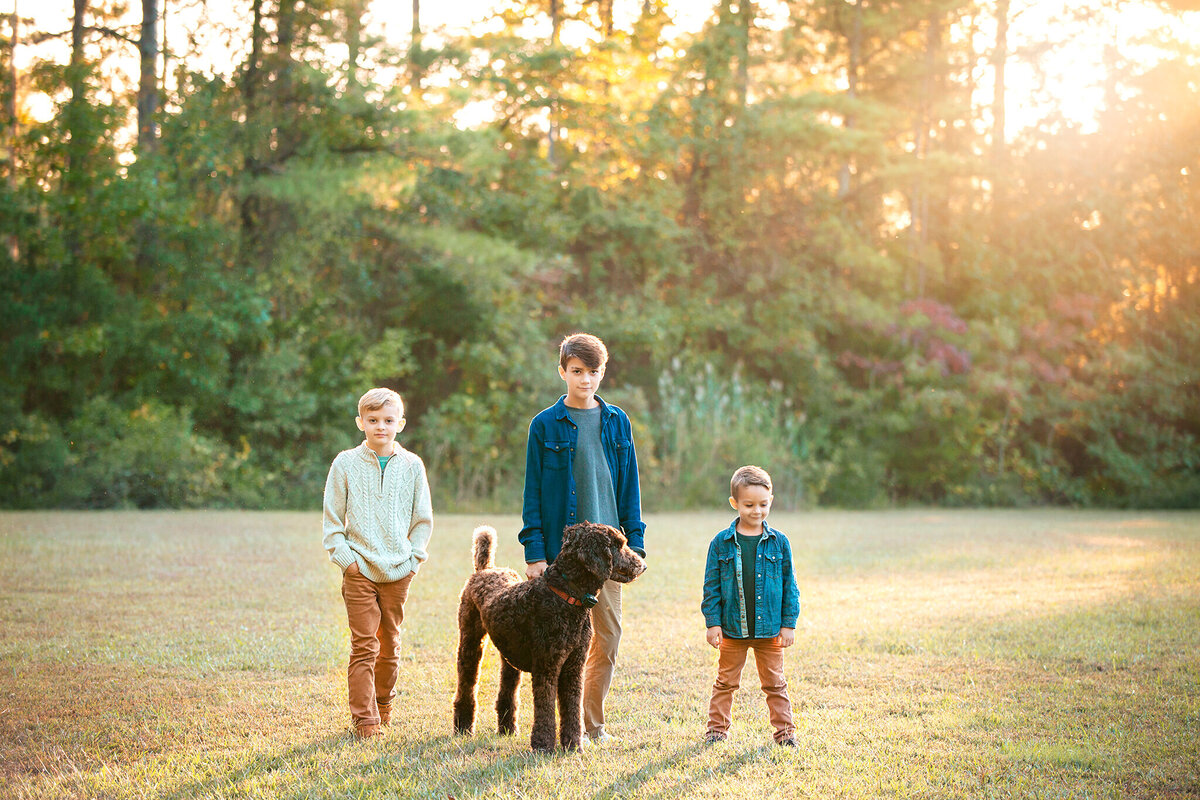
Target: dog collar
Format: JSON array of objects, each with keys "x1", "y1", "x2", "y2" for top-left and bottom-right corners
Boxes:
[{"x1": 548, "y1": 583, "x2": 598, "y2": 608}]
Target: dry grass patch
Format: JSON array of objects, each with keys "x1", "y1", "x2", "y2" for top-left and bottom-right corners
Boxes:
[{"x1": 1, "y1": 509, "x2": 1197, "y2": 799}]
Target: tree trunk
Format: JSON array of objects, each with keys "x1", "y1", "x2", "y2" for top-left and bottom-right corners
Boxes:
[
  {"x1": 837, "y1": 0, "x2": 861, "y2": 201},
  {"x1": 991, "y1": 0, "x2": 1009, "y2": 231},
  {"x1": 68, "y1": 0, "x2": 86, "y2": 180},
  {"x1": 735, "y1": 0, "x2": 750, "y2": 108},
  {"x1": 240, "y1": 0, "x2": 265, "y2": 244},
  {"x1": 345, "y1": 0, "x2": 361, "y2": 91},
  {"x1": 65, "y1": 0, "x2": 87, "y2": 268},
  {"x1": 6, "y1": 0, "x2": 17, "y2": 260},
  {"x1": 547, "y1": 0, "x2": 561, "y2": 165},
  {"x1": 408, "y1": 0, "x2": 421, "y2": 91},
  {"x1": 137, "y1": 0, "x2": 159, "y2": 154},
  {"x1": 909, "y1": 10, "x2": 940, "y2": 297},
  {"x1": 6, "y1": 0, "x2": 17, "y2": 187}
]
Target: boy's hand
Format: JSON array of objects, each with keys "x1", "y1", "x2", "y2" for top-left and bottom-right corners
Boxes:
[
  {"x1": 779, "y1": 627, "x2": 795, "y2": 648},
  {"x1": 706, "y1": 626, "x2": 722, "y2": 649},
  {"x1": 525, "y1": 561, "x2": 548, "y2": 580},
  {"x1": 345, "y1": 562, "x2": 360, "y2": 575}
]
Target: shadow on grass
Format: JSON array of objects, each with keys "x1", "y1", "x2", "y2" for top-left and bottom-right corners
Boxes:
[
  {"x1": 151, "y1": 730, "x2": 552, "y2": 800},
  {"x1": 586, "y1": 742, "x2": 774, "y2": 800},
  {"x1": 368, "y1": 732, "x2": 549, "y2": 795},
  {"x1": 154, "y1": 731, "x2": 352, "y2": 800}
]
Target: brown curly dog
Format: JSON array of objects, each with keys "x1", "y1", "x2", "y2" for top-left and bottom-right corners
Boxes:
[{"x1": 453, "y1": 522, "x2": 646, "y2": 752}]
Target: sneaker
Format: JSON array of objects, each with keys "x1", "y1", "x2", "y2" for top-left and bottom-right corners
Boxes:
[
  {"x1": 777, "y1": 737, "x2": 798, "y2": 747},
  {"x1": 584, "y1": 730, "x2": 617, "y2": 746},
  {"x1": 704, "y1": 732, "x2": 728, "y2": 744},
  {"x1": 354, "y1": 724, "x2": 383, "y2": 740},
  {"x1": 377, "y1": 702, "x2": 391, "y2": 726}
]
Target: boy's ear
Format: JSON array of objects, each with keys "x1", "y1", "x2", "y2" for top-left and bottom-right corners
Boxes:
[
  {"x1": 558, "y1": 364, "x2": 567, "y2": 381},
  {"x1": 397, "y1": 418, "x2": 407, "y2": 434},
  {"x1": 728, "y1": 496, "x2": 737, "y2": 510},
  {"x1": 355, "y1": 415, "x2": 365, "y2": 432}
]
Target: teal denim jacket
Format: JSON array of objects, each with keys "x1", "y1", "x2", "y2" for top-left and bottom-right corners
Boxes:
[
  {"x1": 519, "y1": 395, "x2": 646, "y2": 564},
  {"x1": 701, "y1": 520, "x2": 800, "y2": 638}
]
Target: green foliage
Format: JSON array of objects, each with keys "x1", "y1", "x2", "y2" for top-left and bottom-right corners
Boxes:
[
  {"x1": 651, "y1": 361, "x2": 827, "y2": 510},
  {"x1": 0, "y1": 399, "x2": 237, "y2": 509},
  {"x1": 3, "y1": 0, "x2": 1198, "y2": 509}
]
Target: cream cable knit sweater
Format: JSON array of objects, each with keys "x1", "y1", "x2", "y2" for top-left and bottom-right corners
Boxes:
[{"x1": 322, "y1": 441, "x2": 433, "y2": 583}]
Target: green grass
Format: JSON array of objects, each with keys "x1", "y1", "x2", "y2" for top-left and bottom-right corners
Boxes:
[{"x1": 1, "y1": 510, "x2": 1198, "y2": 799}]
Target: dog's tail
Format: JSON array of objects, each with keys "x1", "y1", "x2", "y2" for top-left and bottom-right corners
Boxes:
[{"x1": 472, "y1": 525, "x2": 497, "y2": 572}]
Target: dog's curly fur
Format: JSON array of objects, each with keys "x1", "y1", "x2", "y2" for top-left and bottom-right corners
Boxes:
[{"x1": 453, "y1": 522, "x2": 646, "y2": 752}]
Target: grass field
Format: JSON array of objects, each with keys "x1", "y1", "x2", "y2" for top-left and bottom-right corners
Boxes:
[{"x1": 1, "y1": 510, "x2": 1198, "y2": 799}]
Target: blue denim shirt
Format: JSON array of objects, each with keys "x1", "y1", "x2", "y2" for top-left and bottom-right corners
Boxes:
[
  {"x1": 519, "y1": 395, "x2": 646, "y2": 564},
  {"x1": 701, "y1": 520, "x2": 800, "y2": 639}
]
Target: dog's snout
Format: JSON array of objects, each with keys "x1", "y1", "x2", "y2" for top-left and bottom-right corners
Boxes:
[{"x1": 612, "y1": 547, "x2": 647, "y2": 582}]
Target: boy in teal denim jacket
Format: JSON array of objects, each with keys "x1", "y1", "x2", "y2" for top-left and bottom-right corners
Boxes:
[
  {"x1": 519, "y1": 333, "x2": 646, "y2": 744},
  {"x1": 701, "y1": 465, "x2": 800, "y2": 746}
]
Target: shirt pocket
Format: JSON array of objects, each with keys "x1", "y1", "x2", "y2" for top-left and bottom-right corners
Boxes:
[{"x1": 542, "y1": 440, "x2": 570, "y2": 472}]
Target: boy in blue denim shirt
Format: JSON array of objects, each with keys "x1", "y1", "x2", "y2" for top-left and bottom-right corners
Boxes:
[
  {"x1": 701, "y1": 465, "x2": 800, "y2": 746},
  {"x1": 519, "y1": 332, "x2": 646, "y2": 744}
]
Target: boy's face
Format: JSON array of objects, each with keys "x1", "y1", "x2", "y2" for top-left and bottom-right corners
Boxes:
[
  {"x1": 729, "y1": 484, "x2": 772, "y2": 530},
  {"x1": 558, "y1": 356, "x2": 604, "y2": 408},
  {"x1": 356, "y1": 403, "x2": 405, "y2": 454}
]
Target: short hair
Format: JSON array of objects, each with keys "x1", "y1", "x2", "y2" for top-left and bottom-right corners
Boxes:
[
  {"x1": 358, "y1": 387, "x2": 404, "y2": 418},
  {"x1": 730, "y1": 465, "x2": 772, "y2": 499},
  {"x1": 559, "y1": 333, "x2": 609, "y2": 371}
]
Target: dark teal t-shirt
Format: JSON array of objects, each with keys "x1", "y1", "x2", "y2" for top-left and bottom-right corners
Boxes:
[{"x1": 736, "y1": 532, "x2": 761, "y2": 638}]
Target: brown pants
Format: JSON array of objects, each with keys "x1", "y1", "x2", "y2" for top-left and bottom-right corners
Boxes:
[
  {"x1": 582, "y1": 579, "x2": 622, "y2": 738},
  {"x1": 707, "y1": 635, "x2": 794, "y2": 742},
  {"x1": 341, "y1": 565, "x2": 414, "y2": 729}
]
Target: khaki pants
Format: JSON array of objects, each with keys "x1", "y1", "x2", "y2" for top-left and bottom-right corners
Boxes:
[
  {"x1": 582, "y1": 579, "x2": 622, "y2": 738},
  {"x1": 707, "y1": 635, "x2": 794, "y2": 742},
  {"x1": 341, "y1": 566, "x2": 414, "y2": 729}
]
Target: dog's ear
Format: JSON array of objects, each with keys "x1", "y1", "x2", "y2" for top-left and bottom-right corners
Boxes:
[
  {"x1": 559, "y1": 523, "x2": 612, "y2": 584},
  {"x1": 577, "y1": 526, "x2": 613, "y2": 582}
]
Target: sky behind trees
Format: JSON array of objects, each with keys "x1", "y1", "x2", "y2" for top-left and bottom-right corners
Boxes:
[{"x1": 19, "y1": 0, "x2": 1197, "y2": 136}]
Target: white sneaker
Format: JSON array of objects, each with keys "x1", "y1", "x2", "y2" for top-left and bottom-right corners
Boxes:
[{"x1": 586, "y1": 731, "x2": 617, "y2": 745}]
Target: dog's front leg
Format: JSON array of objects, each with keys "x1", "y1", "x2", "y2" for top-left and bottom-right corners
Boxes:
[
  {"x1": 556, "y1": 643, "x2": 587, "y2": 751},
  {"x1": 529, "y1": 669, "x2": 558, "y2": 752}
]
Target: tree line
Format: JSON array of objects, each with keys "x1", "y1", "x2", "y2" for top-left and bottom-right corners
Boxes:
[{"x1": 1, "y1": 0, "x2": 1197, "y2": 510}]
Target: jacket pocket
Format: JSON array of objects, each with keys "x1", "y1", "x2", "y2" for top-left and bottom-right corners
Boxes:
[
  {"x1": 611, "y1": 437, "x2": 633, "y2": 469},
  {"x1": 542, "y1": 440, "x2": 570, "y2": 472}
]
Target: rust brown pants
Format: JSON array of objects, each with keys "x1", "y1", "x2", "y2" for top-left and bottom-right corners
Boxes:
[
  {"x1": 341, "y1": 565, "x2": 414, "y2": 729},
  {"x1": 706, "y1": 635, "x2": 794, "y2": 743}
]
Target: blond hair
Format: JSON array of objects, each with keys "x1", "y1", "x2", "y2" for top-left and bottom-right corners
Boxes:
[
  {"x1": 357, "y1": 387, "x2": 404, "y2": 417},
  {"x1": 730, "y1": 465, "x2": 772, "y2": 499}
]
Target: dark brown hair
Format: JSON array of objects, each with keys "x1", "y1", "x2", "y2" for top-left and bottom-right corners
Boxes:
[{"x1": 559, "y1": 333, "x2": 609, "y2": 371}]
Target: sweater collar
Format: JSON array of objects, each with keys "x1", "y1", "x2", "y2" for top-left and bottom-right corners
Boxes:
[{"x1": 357, "y1": 441, "x2": 403, "y2": 460}]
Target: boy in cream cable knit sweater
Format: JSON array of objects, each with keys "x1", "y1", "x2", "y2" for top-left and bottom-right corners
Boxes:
[{"x1": 322, "y1": 387, "x2": 433, "y2": 739}]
